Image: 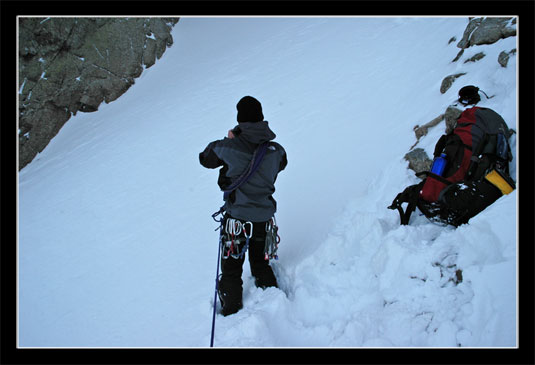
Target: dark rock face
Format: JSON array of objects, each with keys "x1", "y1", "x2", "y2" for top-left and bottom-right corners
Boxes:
[
  {"x1": 18, "y1": 17, "x2": 180, "y2": 170},
  {"x1": 498, "y1": 49, "x2": 517, "y2": 68},
  {"x1": 463, "y1": 52, "x2": 486, "y2": 64},
  {"x1": 456, "y1": 17, "x2": 516, "y2": 49},
  {"x1": 443, "y1": 17, "x2": 516, "y2": 93}
]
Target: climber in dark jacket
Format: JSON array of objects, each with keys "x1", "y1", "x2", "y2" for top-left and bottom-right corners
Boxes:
[{"x1": 199, "y1": 96, "x2": 287, "y2": 316}]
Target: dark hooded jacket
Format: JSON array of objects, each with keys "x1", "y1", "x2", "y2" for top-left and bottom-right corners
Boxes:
[{"x1": 199, "y1": 121, "x2": 287, "y2": 222}]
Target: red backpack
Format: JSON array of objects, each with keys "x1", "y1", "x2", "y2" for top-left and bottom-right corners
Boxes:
[{"x1": 419, "y1": 106, "x2": 512, "y2": 203}]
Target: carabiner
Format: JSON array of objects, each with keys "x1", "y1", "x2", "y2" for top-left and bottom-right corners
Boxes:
[
  {"x1": 266, "y1": 218, "x2": 275, "y2": 233},
  {"x1": 225, "y1": 218, "x2": 242, "y2": 236},
  {"x1": 243, "y1": 221, "x2": 253, "y2": 239}
]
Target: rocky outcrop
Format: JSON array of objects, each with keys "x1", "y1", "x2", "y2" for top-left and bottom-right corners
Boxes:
[
  {"x1": 443, "y1": 106, "x2": 463, "y2": 134},
  {"x1": 463, "y1": 52, "x2": 485, "y2": 64},
  {"x1": 498, "y1": 49, "x2": 517, "y2": 68},
  {"x1": 440, "y1": 73, "x2": 467, "y2": 94},
  {"x1": 412, "y1": 114, "x2": 444, "y2": 149},
  {"x1": 410, "y1": 106, "x2": 462, "y2": 149},
  {"x1": 404, "y1": 148, "x2": 432, "y2": 175},
  {"x1": 18, "y1": 17, "x2": 180, "y2": 170},
  {"x1": 456, "y1": 17, "x2": 516, "y2": 49},
  {"x1": 441, "y1": 17, "x2": 516, "y2": 94},
  {"x1": 407, "y1": 17, "x2": 516, "y2": 176}
]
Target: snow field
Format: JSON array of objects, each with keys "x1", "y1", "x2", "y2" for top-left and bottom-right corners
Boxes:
[
  {"x1": 18, "y1": 17, "x2": 517, "y2": 348},
  {"x1": 211, "y1": 157, "x2": 516, "y2": 347}
]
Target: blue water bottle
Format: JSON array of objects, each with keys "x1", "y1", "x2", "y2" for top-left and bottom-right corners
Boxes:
[{"x1": 431, "y1": 153, "x2": 447, "y2": 176}]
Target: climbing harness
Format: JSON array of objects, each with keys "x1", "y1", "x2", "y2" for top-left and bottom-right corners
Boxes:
[
  {"x1": 221, "y1": 218, "x2": 253, "y2": 260},
  {"x1": 264, "y1": 217, "x2": 280, "y2": 260}
]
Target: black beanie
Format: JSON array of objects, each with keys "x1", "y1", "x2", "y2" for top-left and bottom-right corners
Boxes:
[
  {"x1": 236, "y1": 96, "x2": 264, "y2": 123},
  {"x1": 458, "y1": 85, "x2": 481, "y2": 106}
]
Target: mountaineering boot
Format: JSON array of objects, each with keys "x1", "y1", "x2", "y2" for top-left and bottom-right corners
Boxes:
[{"x1": 217, "y1": 283, "x2": 243, "y2": 316}]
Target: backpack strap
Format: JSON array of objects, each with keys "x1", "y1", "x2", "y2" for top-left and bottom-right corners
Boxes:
[
  {"x1": 465, "y1": 132, "x2": 490, "y2": 181},
  {"x1": 465, "y1": 131, "x2": 512, "y2": 182},
  {"x1": 388, "y1": 182, "x2": 423, "y2": 225},
  {"x1": 388, "y1": 195, "x2": 417, "y2": 226}
]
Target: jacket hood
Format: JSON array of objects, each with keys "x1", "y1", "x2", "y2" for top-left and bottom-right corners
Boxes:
[{"x1": 236, "y1": 121, "x2": 276, "y2": 144}]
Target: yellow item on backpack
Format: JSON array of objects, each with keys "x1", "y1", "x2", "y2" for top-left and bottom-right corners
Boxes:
[{"x1": 484, "y1": 169, "x2": 515, "y2": 195}]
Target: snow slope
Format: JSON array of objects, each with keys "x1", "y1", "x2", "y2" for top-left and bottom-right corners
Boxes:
[{"x1": 18, "y1": 16, "x2": 517, "y2": 348}]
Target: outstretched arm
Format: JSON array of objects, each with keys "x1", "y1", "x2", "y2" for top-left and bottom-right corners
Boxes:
[{"x1": 199, "y1": 141, "x2": 223, "y2": 168}]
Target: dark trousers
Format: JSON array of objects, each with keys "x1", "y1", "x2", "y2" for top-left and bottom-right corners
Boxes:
[{"x1": 218, "y1": 217, "x2": 278, "y2": 316}]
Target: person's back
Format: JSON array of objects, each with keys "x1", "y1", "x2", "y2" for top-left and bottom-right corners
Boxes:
[{"x1": 201, "y1": 119, "x2": 286, "y2": 222}]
